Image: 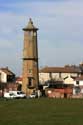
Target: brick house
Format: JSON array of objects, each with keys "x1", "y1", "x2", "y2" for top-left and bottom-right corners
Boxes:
[{"x1": 45, "y1": 83, "x2": 73, "y2": 98}]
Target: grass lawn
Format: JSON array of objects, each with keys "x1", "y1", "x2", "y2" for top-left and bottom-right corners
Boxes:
[{"x1": 0, "y1": 98, "x2": 83, "y2": 125}]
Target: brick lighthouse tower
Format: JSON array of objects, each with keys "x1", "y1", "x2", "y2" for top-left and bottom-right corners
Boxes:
[{"x1": 22, "y1": 18, "x2": 39, "y2": 95}]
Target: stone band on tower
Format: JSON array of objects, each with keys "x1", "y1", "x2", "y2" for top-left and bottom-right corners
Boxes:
[{"x1": 22, "y1": 18, "x2": 39, "y2": 95}]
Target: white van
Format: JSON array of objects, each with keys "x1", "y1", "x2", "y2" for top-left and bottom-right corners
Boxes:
[{"x1": 4, "y1": 91, "x2": 26, "y2": 99}]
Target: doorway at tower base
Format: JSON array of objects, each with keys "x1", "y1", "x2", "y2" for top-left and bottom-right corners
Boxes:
[{"x1": 26, "y1": 88, "x2": 36, "y2": 96}]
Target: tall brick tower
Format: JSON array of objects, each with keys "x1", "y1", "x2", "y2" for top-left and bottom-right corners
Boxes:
[{"x1": 22, "y1": 18, "x2": 39, "y2": 95}]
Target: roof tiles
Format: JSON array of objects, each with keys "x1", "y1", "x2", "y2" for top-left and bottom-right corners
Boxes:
[{"x1": 40, "y1": 66, "x2": 81, "y2": 73}]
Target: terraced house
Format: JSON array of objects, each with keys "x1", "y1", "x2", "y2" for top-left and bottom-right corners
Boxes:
[
  {"x1": 39, "y1": 65, "x2": 81, "y2": 84},
  {"x1": 39, "y1": 65, "x2": 83, "y2": 98}
]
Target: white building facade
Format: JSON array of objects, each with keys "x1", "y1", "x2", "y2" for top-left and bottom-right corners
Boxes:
[{"x1": 39, "y1": 66, "x2": 81, "y2": 84}]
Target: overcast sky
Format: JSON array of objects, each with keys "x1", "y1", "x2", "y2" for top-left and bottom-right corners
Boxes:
[{"x1": 0, "y1": 0, "x2": 83, "y2": 75}]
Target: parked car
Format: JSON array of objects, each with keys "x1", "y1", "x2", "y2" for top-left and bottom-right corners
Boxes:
[{"x1": 4, "y1": 91, "x2": 26, "y2": 99}]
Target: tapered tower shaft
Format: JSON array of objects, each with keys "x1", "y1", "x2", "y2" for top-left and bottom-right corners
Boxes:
[{"x1": 22, "y1": 19, "x2": 39, "y2": 94}]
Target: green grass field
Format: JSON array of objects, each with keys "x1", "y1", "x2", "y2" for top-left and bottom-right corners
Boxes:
[{"x1": 0, "y1": 98, "x2": 83, "y2": 125}]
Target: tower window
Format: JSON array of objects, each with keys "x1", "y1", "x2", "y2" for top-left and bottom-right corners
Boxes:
[
  {"x1": 33, "y1": 32, "x2": 36, "y2": 36},
  {"x1": 28, "y1": 77, "x2": 32, "y2": 86},
  {"x1": 28, "y1": 31, "x2": 32, "y2": 36},
  {"x1": 24, "y1": 31, "x2": 28, "y2": 36},
  {"x1": 28, "y1": 69, "x2": 32, "y2": 74},
  {"x1": 34, "y1": 62, "x2": 37, "y2": 67}
]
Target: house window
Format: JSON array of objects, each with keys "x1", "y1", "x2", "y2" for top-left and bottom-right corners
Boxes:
[
  {"x1": 76, "y1": 81, "x2": 79, "y2": 85},
  {"x1": 59, "y1": 72, "x2": 61, "y2": 78},
  {"x1": 7, "y1": 75, "x2": 15, "y2": 82},
  {"x1": 49, "y1": 72, "x2": 52, "y2": 79},
  {"x1": 75, "y1": 86, "x2": 81, "y2": 94}
]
